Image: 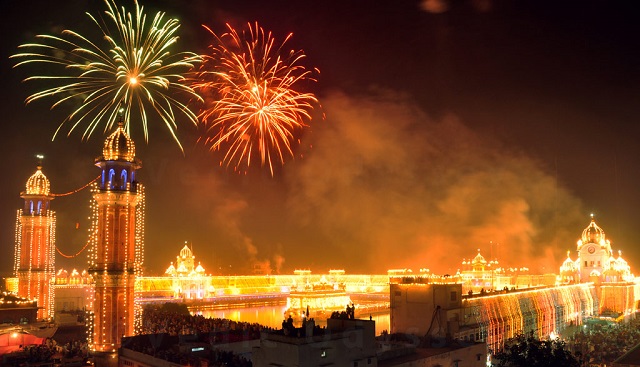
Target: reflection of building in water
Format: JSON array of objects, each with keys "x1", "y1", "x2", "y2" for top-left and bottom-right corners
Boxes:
[
  {"x1": 165, "y1": 243, "x2": 208, "y2": 299},
  {"x1": 391, "y1": 217, "x2": 640, "y2": 354},
  {"x1": 285, "y1": 274, "x2": 352, "y2": 320}
]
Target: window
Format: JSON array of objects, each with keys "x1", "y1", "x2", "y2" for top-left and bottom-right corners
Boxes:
[
  {"x1": 584, "y1": 261, "x2": 588, "y2": 267},
  {"x1": 108, "y1": 169, "x2": 115, "y2": 187},
  {"x1": 321, "y1": 350, "x2": 327, "y2": 358},
  {"x1": 450, "y1": 291, "x2": 457, "y2": 302},
  {"x1": 121, "y1": 169, "x2": 128, "y2": 189},
  {"x1": 395, "y1": 291, "x2": 402, "y2": 296}
]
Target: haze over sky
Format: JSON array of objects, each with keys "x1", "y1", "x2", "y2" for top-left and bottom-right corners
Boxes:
[{"x1": 0, "y1": 0, "x2": 638, "y2": 276}]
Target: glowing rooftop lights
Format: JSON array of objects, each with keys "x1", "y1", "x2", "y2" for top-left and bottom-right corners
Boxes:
[
  {"x1": 25, "y1": 167, "x2": 51, "y2": 196},
  {"x1": 102, "y1": 125, "x2": 136, "y2": 162}
]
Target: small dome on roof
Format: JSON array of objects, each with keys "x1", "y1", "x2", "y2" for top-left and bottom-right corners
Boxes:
[
  {"x1": 103, "y1": 123, "x2": 135, "y2": 162},
  {"x1": 25, "y1": 166, "x2": 50, "y2": 196},
  {"x1": 616, "y1": 251, "x2": 628, "y2": 265},
  {"x1": 560, "y1": 252, "x2": 578, "y2": 274},
  {"x1": 165, "y1": 263, "x2": 176, "y2": 275},
  {"x1": 195, "y1": 263, "x2": 205, "y2": 273}
]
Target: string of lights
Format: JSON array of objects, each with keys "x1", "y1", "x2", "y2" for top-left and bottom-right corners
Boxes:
[
  {"x1": 55, "y1": 240, "x2": 92, "y2": 258},
  {"x1": 465, "y1": 284, "x2": 596, "y2": 353},
  {"x1": 50, "y1": 175, "x2": 100, "y2": 197}
]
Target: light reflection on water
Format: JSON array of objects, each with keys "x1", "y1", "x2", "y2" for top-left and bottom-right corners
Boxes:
[{"x1": 193, "y1": 305, "x2": 390, "y2": 336}]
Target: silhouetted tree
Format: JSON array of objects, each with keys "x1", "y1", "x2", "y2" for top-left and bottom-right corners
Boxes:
[{"x1": 492, "y1": 333, "x2": 581, "y2": 367}]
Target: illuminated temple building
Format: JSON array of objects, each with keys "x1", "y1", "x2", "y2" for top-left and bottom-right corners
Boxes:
[
  {"x1": 13, "y1": 164, "x2": 56, "y2": 320},
  {"x1": 132, "y1": 245, "x2": 391, "y2": 302},
  {"x1": 560, "y1": 217, "x2": 635, "y2": 284},
  {"x1": 164, "y1": 243, "x2": 207, "y2": 299},
  {"x1": 391, "y1": 218, "x2": 640, "y2": 353}
]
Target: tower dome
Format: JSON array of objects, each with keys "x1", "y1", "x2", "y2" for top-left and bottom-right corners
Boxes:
[
  {"x1": 25, "y1": 166, "x2": 51, "y2": 196},
  {"x1": 102, "y1": 123, "x2": 135, "y2": 162},
  {"x1": 471, "y1": 250, "x2": 487, "y2": 266},
  {"x1": 581, "y1": 218, "x2": 605, "y2": 245},
  {"x1": 180, "y1": 245, "x2": 193, "y2": 259}
]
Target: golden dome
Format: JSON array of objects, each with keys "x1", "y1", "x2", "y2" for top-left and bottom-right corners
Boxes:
[
  {"x1": 581, "y1": 219, "x2": 605, "y2": 245},
  {"x1": 25, "y1": 166, "x2": 50, "y2": 196},
  {"x1": 471, "y1": 250, "x2": 487, "y2": 266},
  {"x1": 180, "y1": 245, "x2": 193, "y2": 259},
  {"x1": 103, "y1": 124, "x2": 135, "y2": 162}
]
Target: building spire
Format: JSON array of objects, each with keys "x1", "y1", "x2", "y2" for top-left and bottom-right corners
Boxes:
[
  {"x1": 117, "y1": 103, "x2": 125, "y2": 128},
  {"x1": 36, "y1": 154, "x2": 44, "y2": 169}
]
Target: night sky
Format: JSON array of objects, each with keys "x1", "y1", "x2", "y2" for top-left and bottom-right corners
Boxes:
[{"x1": 0, "y1": 0, "x2": 638, "y2": 276}]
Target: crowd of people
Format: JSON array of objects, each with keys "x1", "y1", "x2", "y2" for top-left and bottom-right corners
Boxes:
[
  {"x1": 568, "y1": 319, "x2": 640, "y2": 365},
  {"x1": 142, "y1": 305, "x2": 266, "y2": 341},
  {"x1": 2, "y1": 338, "x2": 88, "y2": 366},
  {"x1": 136, "y1": 305, "x2": 267, "y2": 366}
]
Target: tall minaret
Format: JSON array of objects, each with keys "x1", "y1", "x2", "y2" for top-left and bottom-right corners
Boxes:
[
  {"x1": 89, "y1": 120, "x2": 144, "y2": 355},
  {"x1": 14, "y1": 159, "x2": 56, "y2": 320}
]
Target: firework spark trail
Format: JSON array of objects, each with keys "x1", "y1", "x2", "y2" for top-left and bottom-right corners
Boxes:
[
  {"x1": 11, "y1": 0, "x2": 202, "y2": 150},
  {"x1": 193, "y1": 22, "x2": 318, "y2": 175}
]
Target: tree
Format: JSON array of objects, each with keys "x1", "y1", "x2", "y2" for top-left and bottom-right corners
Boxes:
[{"x1": 492, "y1": 333, "x2": 581, "y2": 367}]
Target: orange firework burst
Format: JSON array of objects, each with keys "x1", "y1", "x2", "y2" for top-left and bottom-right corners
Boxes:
[{"x1": 193, "y1": 22, "x2": 318, "y2": 175}]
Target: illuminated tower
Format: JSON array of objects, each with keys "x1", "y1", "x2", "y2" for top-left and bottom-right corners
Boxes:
[
  {"x1": 89, "y1": 122, "x2": 145, "y2": 354},
  {"x1": 14, "y1": 163, "x2": 56, "y2": 320}
]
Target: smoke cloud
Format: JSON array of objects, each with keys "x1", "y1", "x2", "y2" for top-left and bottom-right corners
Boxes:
[
  {"x1": 285, "y1": 90, "x2": 586, "y2": 273},
  {"x1": 139, "y1": 89, "x2": 588, "y2": 276}
]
